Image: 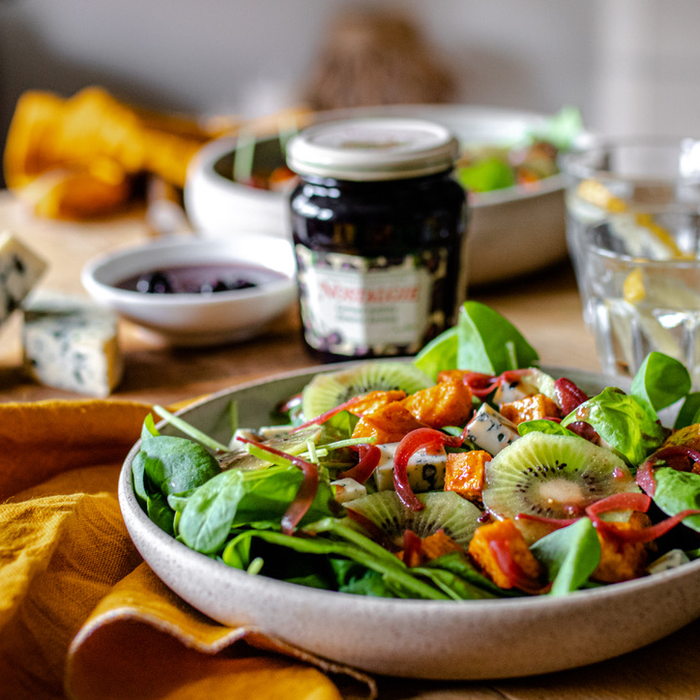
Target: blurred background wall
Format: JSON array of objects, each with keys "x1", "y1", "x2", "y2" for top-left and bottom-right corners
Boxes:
[{"x1": 1, "y1": 0, "x2": 699, "y2": 185}]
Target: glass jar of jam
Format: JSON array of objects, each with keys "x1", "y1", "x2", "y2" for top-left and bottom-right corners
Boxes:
[{"x1": 286, "y1": 117, "x2": 468, "y2": 362}]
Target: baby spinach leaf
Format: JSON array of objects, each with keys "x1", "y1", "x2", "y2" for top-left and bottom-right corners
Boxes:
[
  {"x1": 415, "y1": 554, "x2": 503, "y2": 600},
  {"x1": 222, "y1": 530, "x2": 252, "y2": 569},
  {"x1": 562, "y1": 387, "x2": 665, "y2": 465},
  {"x1": 141, "y1": 413, "x2": 160, "y2": 439},
  {"x1": 335, "y1": 565, "x2": 396, "y2": 597},
  {"x1": 223, "y1": 527, "x2": 450, "y2": 600},
  {"x1": 324, "y1": 409, "x2": 359, "y2": 436},
  {"x1": 531, "y1": 518, "x2": 600, "y2": 595},
  {"x1": 631, "y1": 352, "x2": 690, "y2": 418},
  {"x1": 675, "y1": 392, "x2": 700, "y2": 430},
  {"x1": 179, "y1": 469, "x2": 246, "y2": 553},
  {"x1": 456, "y1": 301, "x2": 539, "y2": 375},
  {"x1": 518, "y1": 419, "x2": 579, "y2": 438},
  {"x1": 136, "y1": 435, "x2": 221, "y2": 497},
  {"x1": 414, "y1": 327, "x2": 459, "y2": 380},
  {"x1": 132, "y1": 455, "x2": 156, "y2": 506},
  {"x1": 146, "y1": 490, "x2": 175, "y2": 536},
  {"x1": 285, "y1": 573, "x2": 335, "y2": 590},
  {"x1": 231, "y1": 466, "x2": 336, "y2": 527},
  {"x1": 653, "y1": 468, "x2": 700, "y2": 533},
  {"x1": 153, "y1": 405, "x2": 230, "y2": 453},
  {"x1": 414, "y1": 302, "x2": 539, "y2": 379}
]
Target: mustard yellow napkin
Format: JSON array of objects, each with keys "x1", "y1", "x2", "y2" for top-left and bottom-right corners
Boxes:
[{"x1": 0, "y1": 399, "x2": 374, "y2": 700}]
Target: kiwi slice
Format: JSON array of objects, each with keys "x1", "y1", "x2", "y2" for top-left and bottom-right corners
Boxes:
[
  {"x1": 344, "y1": 490, "x2": 482, "y2": 547},
  {"x1": 218, "y1": 425, "x2": 322, "y2": 471},
  {"x1": 482, "y1": 432, "x2": 639, "y2": 520},
  {"x1": 301, "y1": 361, "x2": 432, "y2": 420}
]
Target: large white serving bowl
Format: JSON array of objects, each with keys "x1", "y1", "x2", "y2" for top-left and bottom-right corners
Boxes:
[
  {"x1": 185, "y1": 104, "x2": 580, "y2": 287},
  {"x1": 81, "y1": 234, "x2": 297, "y2": 347},
  {"x1": 118, "y1": 363, "x2": 700, "y2": 680}
]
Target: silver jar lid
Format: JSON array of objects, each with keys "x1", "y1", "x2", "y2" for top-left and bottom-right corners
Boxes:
[{"x1": 286, "y1": 117, "x2": 460, "y2": 181}]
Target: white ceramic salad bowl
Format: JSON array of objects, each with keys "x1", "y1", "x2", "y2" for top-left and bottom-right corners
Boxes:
[{"x1": 118, "y1": 363, "x2": 700, "y2": 680}]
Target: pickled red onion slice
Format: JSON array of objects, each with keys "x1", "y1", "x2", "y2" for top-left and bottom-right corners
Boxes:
[
  {"x1": 636, "y1": 445, "x2": 700, "y2": 496},
  {"x1": 461, "y1": 372, "x2": 500, "y2": 398},
  {"x1": 393, "y1": 428, "x2": 465, "y2": 512},
  {"x1": 635, "y1": 460, "x2": 657, "y2": 497},
  {"x1": 338, "y1": 444, "x2": 381, "y2": 484},
  {"x1": 292, "y1": 395, "x2": 363, "y2": 432},
  {"x1": 584, "y1": 491, "x2": 650, "y2": 516},
  {"x1": 402, "y1": 529, "x2": 423, "y2": 567},
  {"x1": 238, "y1": 438, "x2": 318, "y2": 535},
  {"x1": 554, "y1": 377, "x2": 589, "y2": 414},
  {"x1": 488, "y1": 539, "x2": 543, "y2": 594},
  {"x1": 515, "y1": 513, "x2": 579, "y2": 529},
  {"x1": 462, "y1": 369, "x2": 532, "y2": 399},
  {"x1": 584, "y1": 491, "x2": 700, "y2": 544}
]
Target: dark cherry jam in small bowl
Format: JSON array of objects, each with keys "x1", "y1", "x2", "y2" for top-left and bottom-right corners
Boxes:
[
  {"x1": 116, "y1": 263, "x2": 284, "y2": 296},
  {"x1": 81, "y1": 235, "x2": 297, "y2": 347}
]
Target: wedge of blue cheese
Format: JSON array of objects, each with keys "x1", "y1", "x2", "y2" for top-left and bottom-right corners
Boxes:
[
  {"x1": 466, "y1": 403, "x2": 520, "y2": 455},
  {"x1": 0, "y1": 230, "x2": 47, "y2": 324},
  {"x1": 22, "y1": 295, "x2": 123, "y2": 397},
  {"x1": 374, "y1": 442, "x2": 447, "y2": 492}
]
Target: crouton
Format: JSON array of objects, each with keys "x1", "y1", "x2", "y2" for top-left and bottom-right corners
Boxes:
[
  {"x1": 468, "y1": 518, "x2": 544, "y2": 590},
  {"x1": 444, "y1": 450, "x2": 491, "y2": 503},
  {"x1": 499, "y1": 394, "x2": 561, "y2": 426},
  {"x1": 351, "y1": 401, "x2": 426, "y2": 444},
  {"x1": 402, "y1": 379, "x2": 473, "y2": 429}
]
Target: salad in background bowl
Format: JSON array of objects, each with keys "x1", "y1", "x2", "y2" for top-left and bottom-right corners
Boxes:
[
  {"x1": 119, "y1": 301, "x2": 700, "y2": 679},
  {"x1": 185, "y1": 105, "x2": 585, "y2": 286}
]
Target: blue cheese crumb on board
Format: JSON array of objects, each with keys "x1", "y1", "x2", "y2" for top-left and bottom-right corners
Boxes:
[
  {"x1": 22, "y1": 295, "x2": 123, "y2": 397},
  {"x1": 0, "y1": 230, "x2": 47, "y2": 325}
]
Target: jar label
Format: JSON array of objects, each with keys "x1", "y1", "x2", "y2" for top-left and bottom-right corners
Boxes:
[{"x1": 295, "y1": 246, "x2": 448, "y2": 356}]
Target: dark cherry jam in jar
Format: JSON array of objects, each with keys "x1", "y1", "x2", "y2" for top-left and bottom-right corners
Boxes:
[{"x1": 287, "y1": 117, "x2": 468, "y2": 362}]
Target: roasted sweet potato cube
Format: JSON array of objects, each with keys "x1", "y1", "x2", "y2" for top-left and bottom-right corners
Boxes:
[
  {"x1": 420, "y1": 530, "x2": 465, "y2": 560},
  {"x1": 436, "y1": 369, "x2": 472, "y2": 384},
  {"x1": 663, "y1": 424, "x2": 700, "y2": 474},
  {"x1": 499, "y1": 394, "x2": 561, "y2": 426},
  {"x1": 468, "y1": 518, "x2": 544, "y2": 590},
  {"x1": 346, "y1": 390, "x2": 407, "y2": 417},
  {"x1": 664, "y1": 423, "x2": 700, "y2": 450},
  {"x1": 351, "y1": 401, "x2": 425, "y2": 444},
  {"x1": 402, "y1": 379, "x2": 473, "y2": 429},
  {"x1": 398, "y1": 529, "x2": 465, "y2": 566},
  {"x1": 591, "y1": 515, "x2": 652, "y2": 584},
  {"x1": 444, "y1": 450, "x2": 491, "y2": 502}
]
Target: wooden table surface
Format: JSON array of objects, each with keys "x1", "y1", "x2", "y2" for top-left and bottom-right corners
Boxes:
[{"x1": 1, "y1": 190, "x2": 699, "y2": 699}]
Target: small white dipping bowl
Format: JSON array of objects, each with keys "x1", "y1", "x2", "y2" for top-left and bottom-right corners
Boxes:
[{"x1": 81, "y1": 234, "x2": 297, "y2": 347}]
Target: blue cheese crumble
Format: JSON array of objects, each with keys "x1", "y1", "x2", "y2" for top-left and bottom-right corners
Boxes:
[
  {"x1": 22, "y1": 294, "x2": 123, "y2": 397},
  {"x1": 0, "y1": 230, "x2": 47, "y2": 325}
]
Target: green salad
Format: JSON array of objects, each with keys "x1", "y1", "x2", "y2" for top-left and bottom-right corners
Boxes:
[
  {"x1": 132, "y1": 301, "x2": 700, "y2": 600},
  {"x1": 455, "y1": 106, "x2": 582, "y2": 195}
]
